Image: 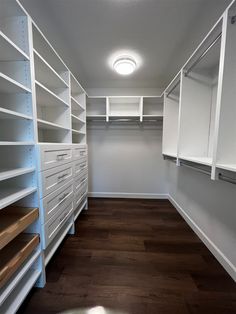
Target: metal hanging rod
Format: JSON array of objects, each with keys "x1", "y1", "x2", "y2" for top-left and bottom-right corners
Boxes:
[
  {"x1": 218, "y1": 173, "x2": 236, "y2": 185},
  {"x1": 166, "y1": 80, "x2": 180, "y2": 98},
  {"x1": 180, "y1": 162, "x2": 211, "y2": 176},
  {"x1": 184, "y1": 32, "x2": 222, "y2": 77}
]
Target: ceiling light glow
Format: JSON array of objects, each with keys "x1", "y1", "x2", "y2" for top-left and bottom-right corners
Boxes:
[{"x1": 113, "y1": 57, "x2": 136, "y2": 75}]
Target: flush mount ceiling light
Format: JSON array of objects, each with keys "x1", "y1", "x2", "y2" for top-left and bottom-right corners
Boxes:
[{"x1": 113, "y1": 56, "x2": 136, "y2": 75}]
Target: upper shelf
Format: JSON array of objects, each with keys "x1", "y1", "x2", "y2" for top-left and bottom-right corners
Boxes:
[
  {"x1": 0, "y1": 30, "x2": 29, "y2": 61},
  {"x1": 0, "y1": 73, "x2": 31, "y2": 94}
]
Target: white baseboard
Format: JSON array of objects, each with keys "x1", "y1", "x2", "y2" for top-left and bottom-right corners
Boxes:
[
  {"x1": 168, "y1": 195, "x2": 236, "y2": 282},
  {"x1": 88, "y1": 192, "x2": 169, "y2": 199}
]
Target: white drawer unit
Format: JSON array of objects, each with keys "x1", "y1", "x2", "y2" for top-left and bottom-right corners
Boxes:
[
  {"x1": 38, "y1": 145, "x2": 73, "y2": 171},
  {"x1": 40, "y1": 162, "x2": 73, "y2": 198},
  {"x1": 73, "y1": 145, "x2": 87, "y2": 160},
  {"x1": 43, "y1": 198, "x2": 74, "y2": 248},
  {"x1": 74, "y1": 157, "x2": 87, "y2": 177},
  {"x1": 41, "y1": 180, "x2": 74, "y2": 223}
]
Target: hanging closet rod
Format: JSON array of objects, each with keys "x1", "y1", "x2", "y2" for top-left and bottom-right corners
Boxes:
[
  {"x1": 180, "y1": 162, "x2": 211, "y2": 176},
  {"x1": 166, "y1": 80, "x2": 180, "y2": 98},
  {"x1": 218, "y1": 173, "x2": 236, "y2": 185},
  {"x1": 184, "y1": 32, "x2": 222, "y2": 76}
]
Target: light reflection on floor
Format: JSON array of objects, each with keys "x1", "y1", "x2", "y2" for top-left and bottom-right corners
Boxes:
[{"x1": 59, "y1": 306, "x2": 129, "y2": 314}]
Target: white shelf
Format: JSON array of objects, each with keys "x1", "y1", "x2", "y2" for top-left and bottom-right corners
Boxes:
[
  {"x1": 0, "y1": 187, "x2": 37, "y2": 210},
  {"x1": 0, "y1": 108, "x2": 32, "y2": 121},
  {"x1": 87, "y1": 115, "x2": 106, "y2": 119},
  {"x1": 71, "y1": 96, "x2": 85, "y2": 110},
  {"x1": 0, "y1": 73, "x2": 31, "y2": 94},
  {"x1": 0, "y1": 167, "x2": 35, "y2": 182},
  {"x1": 163, "y1": 152, "x2": 177, "y2": 158},
  {"x1": 216, "y1": 163, "x2": 236, "y2": 173},
  {"x1": 143, "y1": 115, "x2": 163, "y2": 118},
  {"x1": 35, "y1": 80, "x2": 69, "y2": 107},
  {"x1": 179, "y1": 156, "x2": 212, "y2": 166},
  {"x1": 0, "y1": 142, "x2": 34, "y2": 146},
  {"x1": 37, "y1": 119, "x2": 70, "y2": 131},
  {"x1": 34, "y1": 49, "x2": 68, "y2": 89},
  {"x1": 0, "y1": 30, "x2": 29, "y2": 61},
  {"x1": 72, "y1": 129, "x2": 86, "y2": 135},
  {"x1": 71, "y1": 114, "x2": 85, "y2": 124}
]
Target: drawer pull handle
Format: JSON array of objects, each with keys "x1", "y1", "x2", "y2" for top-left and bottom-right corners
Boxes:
[
  {"x1": 57, "y1": 153, "x2": 68, "y2": 161},
  {"x1": 58, "y1": 192, "x2": 70, "y2": 202},
  {"x1": 58, "y1": 173, "x2": 68, "y2": 181}
]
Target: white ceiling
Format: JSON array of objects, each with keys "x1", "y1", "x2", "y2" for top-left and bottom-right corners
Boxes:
[{"x1": 20, "y1": 0, "x2": 230, "y2": 91}]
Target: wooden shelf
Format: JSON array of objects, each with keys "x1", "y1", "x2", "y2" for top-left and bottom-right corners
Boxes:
[
  {"x1": 0, "y1": 234, "x2": 39, "y2": 289},
  {"x1": 35, "y1": 80, "x2": 69, "y2": 108},
  {"x1": 34, "y1": 49, "x2": 68, "y2": 89},
  {"x1": 0, "y1": 187, "x2": 37, "y2": 210},
  {"x1": 0, "y1": 108, "x2": 32, "y2": 121},
  {"x1": 37, "y1": 119, "x2": 70, "y2": 131},
  {"x1": 0, "y1": 30, "x2": 29, "y2": 62},
  {"x1": 0, "y1": 73, "x2": 31, "y2": 94},
  {"x1": 0, "y1": 167, "x2": 35, "y2": 182},
  {"x1": 0, "y1": 207, "x2": 39, "y2": 250}
]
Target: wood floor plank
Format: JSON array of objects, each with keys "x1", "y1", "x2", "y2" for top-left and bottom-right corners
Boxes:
[{"x1": 18, "y1": 198, "x2": 236, "y2": 314}]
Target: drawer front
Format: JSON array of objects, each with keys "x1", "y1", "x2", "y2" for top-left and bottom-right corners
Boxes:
[
  {"x1": 74, "y1": 181, "x2": 88, "y2": 207},
  {"x1": 41, "y1": 163, "x2": 73, "y2": 198},
  {"x1": 74, "y1": 172, "x2": 87, "y2": 192},
  {"x1": 39, "y1": 145, "x2": 73, "y2": 171},
  {"x1": 74, "y1": 158, "x2": 87, "y2": 177},
  {"x1": 73, "y1": 145, "x2": 87, "y2": 160},
  {"x1": 42, "y1": 180, "x2": 73, "y2": 223},
  {"x1": 44, "y1": 198, "x2": 73, "y2": 247}
]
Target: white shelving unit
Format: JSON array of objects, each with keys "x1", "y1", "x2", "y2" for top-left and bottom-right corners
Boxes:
[
  {"x1": 70, "y1": 73, "x2": 86, "y2": 144},
  {"x1": 178, "y1": 20, "x2": 223, "y2": 167},
  {"x1": 142, "y1": 96, "x2": 164, "y2": 121},
  {"x1": 108, "y1": 96, "x2": 142, "y2": 121},
  {"x1": 0, "y1": 1, "x2": 44, "y2": 313},
  {"x1": 86, "y1": 97, "x2": 107, "y2": 121},
  {"x1": 162, "y1": 73, "x2": 181, "y2": 158}
]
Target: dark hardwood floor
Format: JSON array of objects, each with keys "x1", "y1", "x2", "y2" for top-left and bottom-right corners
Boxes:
[{"x1": 18, "y1": 198, "x2": 236, "y2": 314}]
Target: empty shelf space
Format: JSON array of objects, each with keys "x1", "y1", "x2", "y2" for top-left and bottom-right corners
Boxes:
[
  {"x1": 216, "y1": 163, "x2": 236, "y2": 173},
  {"x1": 71, "y1": 114, "x2": 85, "y2": 124},
  {"x1": 0, "y1": 207, "x2": 39, "y2": 250},
  {"x1": 71, "y1": 96, "x2": 85, "y2": 110},
  {"x1": 0, "y1": 108, "x2": 32, "y2": 120},
  {"x1": 34, "y1": 49, "x2": 68, "y2": 89},
  {"x1": 0, "y1": 167, "x2": 35, "y2": 182},
  {"x1": 35, "y1": 81, "x2": 69, "y2": 108},
  {"x1": 72, "y1": 129, "x2": 86, "y2": 135},
  {"x1": 0, "y1": 234, "x2": 39, "y2": 289},
  {"x1": 179, "y1": 156, "x2": 212, "y2": 166},
  {"x1": 0, "y1": 30, "x2": 29, "y2": 61},
  {"x1": 0, "y1": 73, "x2": 31, "y2": 94},
  {"x1": 37, "y1": 119, "x2": 70, "y2": 131},
  {"x1": 0, "y1": 187, "x2": 37, "y2": 210}
]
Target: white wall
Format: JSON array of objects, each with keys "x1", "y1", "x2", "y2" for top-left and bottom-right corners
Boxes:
[
  {"x1": 167, "y1": 162, "x2": 236, "y2": 281},
  {"x1": 87, "y1": 123, "x2": 168, "y2": 198}
]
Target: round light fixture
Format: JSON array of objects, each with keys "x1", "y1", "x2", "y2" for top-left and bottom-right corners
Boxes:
[{"x1": 113, "y1": 56, "x2": 136, "y2": 75}]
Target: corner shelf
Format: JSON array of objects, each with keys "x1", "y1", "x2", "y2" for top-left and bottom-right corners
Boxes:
[
  {"x1": 0, "y1": 167, "x2": 35, "y2": 182},
  {"x1": 0, "y1": 30, "x2": 29, "y2": 62},
  {"x1": 0, "y1": 234, "x2": 39, "y2": 289},
  {"x1": 0, "y1": 207, "x2": 39, "y2": 250},
  {"x1": 0, "y1": 187, "x2": 37, "y2": 210}
]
